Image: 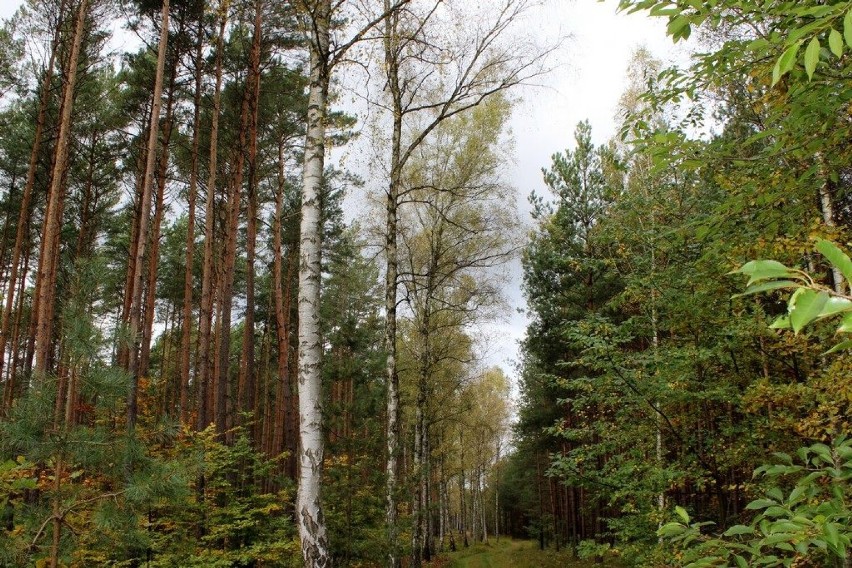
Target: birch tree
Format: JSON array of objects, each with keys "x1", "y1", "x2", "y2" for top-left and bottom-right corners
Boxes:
[
  {"x1": 375, "y1": 2, "x2": 550, "y2": 562},
  {"x1": 397, "y1": 96, "x2": 519, "y2": 566},
  {"x1": 290, "y1": 1, "x2": 413, "y2": 564}
]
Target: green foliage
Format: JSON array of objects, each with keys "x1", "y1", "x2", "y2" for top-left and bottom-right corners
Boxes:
[
  {"x1": 659, "y1": 437, "x2": 852, "y2": 567},
  {"x1": 733, "y1": 239, "x2": 852, "y2": 344},
  {"x1": 577, "y1": 538, "x2": 614, "y2": 561}
]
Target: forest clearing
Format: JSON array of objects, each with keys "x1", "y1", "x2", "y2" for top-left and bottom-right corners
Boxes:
[{"x1": 0, "y1": 0, "x2": 850, "y2": 566}]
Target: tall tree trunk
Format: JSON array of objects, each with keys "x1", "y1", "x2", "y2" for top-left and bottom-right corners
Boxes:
[
  {"x1": 411, "y1": 383, "x2": 425, "y2": 568},
  {"x1": 116, "y1": 136, "x2": 147, "y2": 370},
  {"x1": 180, "y1": 17, "x2": 204, "y2": 424},
  {"x1": 272, "y1": 141, "x2": 296, "y2": 476},
  {"x1": 237, "y1": 0, "x2": 263, "y2": 430},
  {"x1": 383, "y1": 4, "x2": 403, "y2": 565},
  {"x1": 0, "y1": 3, "x2": 64, "y2": 391},
  {"x1": 126, "y1": 0, "x2": 170, "y2": 430},
  {"x1": 33, "y1": 0, "x2": 89, "y2": 376},
  {"x1": 218, "y1": 0, "x2": 262, "y2": 436},
  {"x1": 214, "y1": 134, "x2": 244, "y2": 435},
  {"x1": 816, "y1": 152, "x2": 844, "y2": 294},
  {"x1": 140, "y1": 63, "x2": 177, "y2": 380},
  {"x1": 296, "y1": 0, "x2": 331, "y2": 563},
  {"x1": 3, "y1": 244, "x2": 29, "y2": 409},
  {"x1": 196, "y1": 4, "x2": 226, "y2": 432}
]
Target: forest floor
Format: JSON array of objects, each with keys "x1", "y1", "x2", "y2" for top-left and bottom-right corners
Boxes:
[{"x1": 427, "y1": 538, "x2": 623, "y2": 568}]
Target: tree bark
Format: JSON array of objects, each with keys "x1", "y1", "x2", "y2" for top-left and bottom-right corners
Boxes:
[
  {"x1": 196, "y1": 4, "x2": 226, "y2": 432},
  {"x1": 0, "y1": 3, "x2": 63, "y2": 393},
  {"x1": 33, "y1": 0, "x2": 89, "y2": 376},
  {"x1": 383, "y1": 4, "x2": 403, "y2": 565},
  {"x1": 296, "y1": 0, "x2": 331, "y2": 563},
  {"x1": 179, "y1": 16, "x2": 204, "y2": 424},
  {"x1": 816, "y1": 152, "x2": 844, "y2": 294},
  {"x1": 237, "y1": 0, "x2": 263, "y2": 431},
  {"x1": 126, "y1": 0, "x2": 170, "y2": 430},
  {"x1": 139, "y1": 61, "x2": 177, "y2": 380},
  {"x1": 272, "y1": 141, "x2": 297, "y2": 477}
]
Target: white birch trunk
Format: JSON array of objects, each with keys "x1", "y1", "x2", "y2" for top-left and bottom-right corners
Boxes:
[
  {"x1": 297, "y1": 1, "x2": 331, "y2": 565},
  {"x1": 816, "y1": 152, "x2": 844, "y2": 294},
  {"x1": 383, "y1": 3, "x2": 403, "y2": 564}
]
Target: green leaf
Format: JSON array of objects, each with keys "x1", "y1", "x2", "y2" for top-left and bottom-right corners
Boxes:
[
  {"x1": 838, "y1": 312, "x2": 852, "y2": 333},
  {"x1": 816, "y1": 239, "x2": 852, "y2": 286},
  {"x1": 724, "y1": 524, "x2": 755, "y2": 536},
  {"x1": 770, "y1": 315, "x2": 791, "y2": 329},
  {"x1": 789, "y1": 289, "x2": 829, "y2": 333},
  {"x1": 824, "y1": 522, "x2": 840, "y2": 551},
  {"x1": 746, "y1": 498, "x2": 776, "y2": 510},
  {"x1": 667, "y1": 15, "x2": 690, "y2": 38},
  {"x1": 811, "y1": 443, "x2": 832, "y2": 463},
  {"x1": 733, "y1": 280, "x2": 799, "y2": 298},
  {"x1": 771, "y1": 521, "x2": 802, "y2": 532},
  {"x1": 825, "y1": 339, "x2": 852, "y2": 354},
  {"x1": 829, "y1": 29, "x2": 844, "y2": 57},
  {"x1": 761, "y1": 533, "x2": 796, "y2": 545},
  {"x1": 675, "y1": 505, "x2": 690, "y2": 523},
  {"x1": 845, "y1": 10, "x2": 852, "y2": 48},
  {"x1": 734, "y1": 555, "x2": 748, "y2": 568},
  {"x1": 819, "y1": 296, "x2": 852, "y2": 318},
  {"x1": 733, "y1": 260, "x2": 796, "y2": 285},
  {"x1": 788, "y1": 485, "x2": 807, "y2": 504},
  {"x1": 658, "y1": 522, "x2": 686, "y2": 537},
  {"x1": 773, "y1": 452, "x2": 793, "y2": 465},
  {"x1": 773, "y1": 41, "x2": 803, "y2": 85},
  {"x1": 764, "y1": 506, "x2": 789, "y2": 517},
  {"x1": 804, "y1": 37, "x2": 820, "y2": 79}
]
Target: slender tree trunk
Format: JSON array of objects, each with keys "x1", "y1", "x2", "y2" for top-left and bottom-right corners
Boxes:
[
  {"x1": 296, "y1": 0, "x2": 331, "y2": 563},
  {"x1": 217, "y1": 0, "x2": 262, "y2": 436},
  {"x1": 33, "y1": 0, "x2": 89, "y2": 376},
  {"x1": 411, "y1": 382, "x2": 425, "y2": 568},
  {"x1": 238, "y1": 0, "x2": 263, "y2": 430},
  {"x1": 215, "y1": 136, "x2": 244, "y2": 436},
  {"x1": 180, "y1": 17, "x2": 204, "y2": 424},
  {"x1": 816, "y1": 152, "x2": 845, "y2": 294},
  {"x1": 126, "y1": 0, "x2": 170, "y2": 430},
  {"x1": 3, "y1": 245, "x2": 29, "y2": 409},
  {"x1": 117, "y1": 138, "x2": 147, "y2": 370},
  {"x1": 140, "y1": 64, "x2": 177, "y2": 380},
  {"x1": 196, "y1": 5, "x2": 226, "y2": 432},
  {"x1": 383, "y1": 5, "x2": 403, "y2": 565},
  {"x1": 273, "y1": 144, "x2": 296, "y2": 477},
  {"x1": 0, "y1": 5, "x2": 63, "y2": 390},
  {"x1": 73, "y1": 131, "x2": 98, "y2": 259},
  {"x1": 49, "y1": 456, "x2": 62, "y2": 568}
]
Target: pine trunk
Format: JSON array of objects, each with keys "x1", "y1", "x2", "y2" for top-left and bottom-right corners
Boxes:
[
  {"x1": 140, "y1": 65, "x2": 177, "y2": 380},
  {"x1": 126, "y1": 0, "x2": 170, "y2": 430},
  {"x1": 196, "y1": 5, "x2": 226, "y2": 431},
  {"x1": 272, "y1": 143, "x2": 296, "y2": 476},
  {"x1": 33, "y1": 0, "x2": 89, "y2": 375},
  {"x1": 179, "y1": 17, "x2": 204, "y2": 424},
  {"x1": 237, "y1": 0, "x2": 263, "y2": 430},
  {"x1": 0, "y1": 5, "x2": 63, "y2": 393}
]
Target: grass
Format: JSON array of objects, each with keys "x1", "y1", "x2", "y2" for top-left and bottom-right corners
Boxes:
[{"x1": 427, "y1": 538, "x2": 622, "y2": 568}]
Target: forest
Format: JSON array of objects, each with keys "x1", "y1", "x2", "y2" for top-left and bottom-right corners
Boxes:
[{"x1": 0, "y1": 0, "x2": 850, "y2": 566}]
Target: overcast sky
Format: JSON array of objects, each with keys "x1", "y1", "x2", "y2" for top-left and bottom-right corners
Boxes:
[
  {"x1": 0, "y1": 0, "x2": 684, "y2": 393},
  {"x1": 486, "y1": 1, "x2": 678, "y2": 388}
]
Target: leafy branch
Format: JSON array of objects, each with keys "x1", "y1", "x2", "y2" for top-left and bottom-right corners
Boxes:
[{"x1": 732, "y1": 239, "x2": 852, "y2": 351}]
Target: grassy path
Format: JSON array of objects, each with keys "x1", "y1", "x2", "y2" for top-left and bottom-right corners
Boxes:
[{"x1": 429, "y1": 538, "x2": 620, "y2": 568}]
